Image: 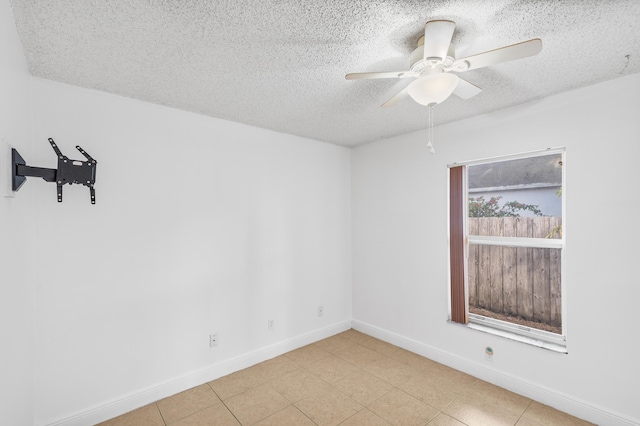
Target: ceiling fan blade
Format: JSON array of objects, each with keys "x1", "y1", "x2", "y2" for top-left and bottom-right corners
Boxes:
[
  {"x1": 381, "y1": 87, "x2": 409, "y2": 108},
  {"x1": 453, "y1": 77, "x2": 482, "y2": 99},
  {"x1": 423, "y1": 20, "x2": 456, "y2": 62},
  {"x1": 345, "y1": 71, "x2": 418, "y2": 80},
  {"x1": 452, "y1": 38, "x2": 542, "y2": 72}
]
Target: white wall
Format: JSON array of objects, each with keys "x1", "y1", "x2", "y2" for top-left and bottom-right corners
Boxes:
[
  {"x1": 0, "y1": 2, "x2": 34, "y2": 425},
  {"x1": 25, "y1": 80, "x2": 351, "y2": 424},
  {"x1": 5, "y1": 2, "x2": 639, "y2": 422},
  {"x1": 352, "y1": 73, "x2": 640, "y2": 425}
]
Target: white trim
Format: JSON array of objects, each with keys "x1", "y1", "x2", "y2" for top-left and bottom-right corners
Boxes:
[
  {"x1": 469, "y1": 182, "x2": 561, "y2": 193},
  {"x1": 41, "y1": 320, "x2": 352, "y2": 426},
  {"x1": 469, "y1": 235, "x2": 562, "y2": 249},
  {"x1": 467, "y1": 314, "x2": 566, "y2": 351},
  {"x1": 351, "y1": 320, "x2": 640, "y2": 426},
  {"x1": 560, "y1": 150, "x2": 568, "y2": 339},
  {"x1": 448, "y1": 146, "x2": 565, "y2": 168}
]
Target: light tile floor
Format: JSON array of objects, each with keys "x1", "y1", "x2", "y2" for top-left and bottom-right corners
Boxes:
[{"x1": 99, "y1": 329, "x2": 593, "y2": 426}]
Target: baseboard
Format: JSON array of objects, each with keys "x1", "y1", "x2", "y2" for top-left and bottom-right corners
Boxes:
[
  {"x1": 44, "y1": 320, "x2": 351, "y2": 426},
  {"x1": 352, "y1": 320, "x2": 639, "y2": 426}
]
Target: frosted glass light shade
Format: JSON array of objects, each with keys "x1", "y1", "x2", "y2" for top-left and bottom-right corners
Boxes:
[{"x1": 407, "y1": 72, "x2": 459, "y2": 105}]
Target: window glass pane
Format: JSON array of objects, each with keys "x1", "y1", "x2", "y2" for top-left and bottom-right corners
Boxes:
[
  {"x1": 468, "y1": 243, "x2": 562, "y2": 334},
  {"x1": 468, "y1": 153, "x2": 562, "y2": 239}
]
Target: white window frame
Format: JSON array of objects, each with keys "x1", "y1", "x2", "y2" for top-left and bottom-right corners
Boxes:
[{"x1": 449, "y1": 147, "x2": 567, "y2": 352}]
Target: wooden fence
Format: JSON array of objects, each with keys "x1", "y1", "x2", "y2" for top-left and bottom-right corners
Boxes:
[{"x1": 467, "y1": 216, "x2": 562, "y2": 328}]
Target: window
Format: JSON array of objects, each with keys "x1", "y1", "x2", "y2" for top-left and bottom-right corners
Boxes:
[{"x1": 449, "y1": 149, "x2": 565, "y2": 351}]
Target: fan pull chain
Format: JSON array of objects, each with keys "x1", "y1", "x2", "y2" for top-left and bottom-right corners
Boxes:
[{"x1": 427, "y1": 104, "x2": 436, "y2": 154}]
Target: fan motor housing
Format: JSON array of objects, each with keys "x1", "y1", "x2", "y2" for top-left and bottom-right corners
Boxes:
[{"x1": 410, "y1": 43, "x2": 456, "y2": 72}]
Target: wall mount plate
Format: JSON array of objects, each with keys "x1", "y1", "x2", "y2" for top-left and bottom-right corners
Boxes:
[
  {"x1": 1, "y1": 139, "x2": 16, "y2": 197},
  {"x1": 11, "y1": 148, "x2": 27, "y2": 192}
]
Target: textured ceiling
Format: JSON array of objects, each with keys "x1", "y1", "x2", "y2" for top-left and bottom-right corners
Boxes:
[{"x1": 9, "y1": 0, "x2": 640, "y2": 147}]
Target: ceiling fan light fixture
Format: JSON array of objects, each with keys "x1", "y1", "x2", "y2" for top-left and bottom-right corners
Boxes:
[{"x1": 407, "y1": 71, "x2": 459, "y2": 106}]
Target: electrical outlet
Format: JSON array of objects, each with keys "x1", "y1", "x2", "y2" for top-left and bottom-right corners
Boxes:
[
  {"x1": 268, "y1": 319, "x2": 274, "y2": 330},
  {"x1": 485, "y1": 346, "x2": 493, "y2": 361},
  {"x1": 317, "y1": 306, "x2": 324, "y2": 317},
  {"x1": 210, "y1": 333, "x2": 218, "y2": 347}
]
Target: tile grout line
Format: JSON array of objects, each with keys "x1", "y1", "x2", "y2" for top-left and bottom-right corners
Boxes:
[
  {"x1": 154, "y1": 402, "x2": 168, "y2": 426},
  {"x1": 158, "y1": 384, "x2": 230, "y2": 425},
  {"x1": 208, "y1": 382, "x2": 245, "y2": 425},
  {"x1": 515, "y1": 399, "x2": 535, "y2": 425}
]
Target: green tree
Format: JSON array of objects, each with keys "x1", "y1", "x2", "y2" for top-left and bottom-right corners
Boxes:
[{"x1": 468, "y1": 196, "x2": 543, "y2": 217}]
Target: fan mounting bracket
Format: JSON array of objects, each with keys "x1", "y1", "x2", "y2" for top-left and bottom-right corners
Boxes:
[
  {"x1": 451, "y1": 60, "x2": 470, "y2": 71},
  {"x1": 410, "y1": 43, "x2": 456, "y2": 73},
  {"x1": 409, "y1": 45, "x2": 455, "y2": 73}
]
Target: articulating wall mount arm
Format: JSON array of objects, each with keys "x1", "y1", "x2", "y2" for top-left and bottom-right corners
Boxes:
[{"x1": 12, "y1": 138, "x2": 97, "y2": 204}]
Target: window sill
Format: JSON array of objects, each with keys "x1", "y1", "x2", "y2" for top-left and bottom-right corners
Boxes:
[{"x1": 455, "y1": 316, "x2": 568, "y2": 354}]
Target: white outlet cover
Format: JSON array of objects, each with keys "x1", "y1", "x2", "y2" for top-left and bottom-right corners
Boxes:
[{"x1": 485, "y1": 346, "x2": 494, "y2": 361}]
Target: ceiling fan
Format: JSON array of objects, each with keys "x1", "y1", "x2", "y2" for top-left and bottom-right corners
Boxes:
[{"x1": 345, "y1": 20, "x2": 543, "y2": 108}]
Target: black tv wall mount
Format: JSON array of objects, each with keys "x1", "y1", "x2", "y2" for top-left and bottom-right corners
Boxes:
[{"x1": 12, "y1": 138, "x2": 97, "y2": 204}]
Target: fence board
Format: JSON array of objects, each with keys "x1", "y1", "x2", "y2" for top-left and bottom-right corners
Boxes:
[
  {"x1": 516, "y1": 217, "x2": 534, "y2": 320},
  {"x1": 549, "y1": 216, "x2": 562, "y2": 328},
  {"x1": 502, "y1": 218, "x2": 518, "y2": 316},
  {"x1": 477, "y1": 218, "x2": 491, "y2": 309},
  {"x1": 489, "y1": 219, "x2": 504, "y2": 312},
  {"x1": 468, "y1": 219, "x2": 478, "y2": 306},
  {"x1": 532, "y1": 217, "x2": 551, "y2": 324}
]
